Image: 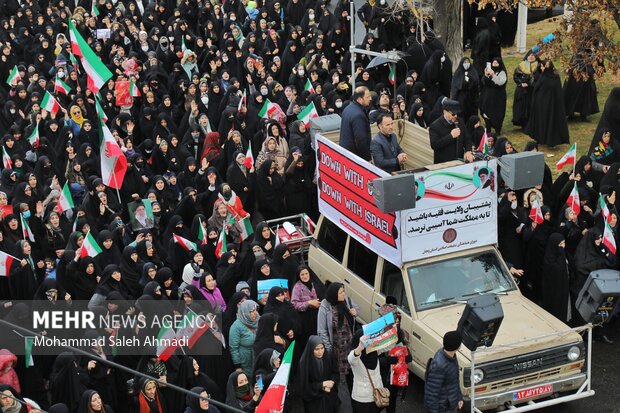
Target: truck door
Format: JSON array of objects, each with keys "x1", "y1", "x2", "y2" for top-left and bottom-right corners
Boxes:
[{"x1": 343, "y1": 237, "x2": 378, "y2": 324}]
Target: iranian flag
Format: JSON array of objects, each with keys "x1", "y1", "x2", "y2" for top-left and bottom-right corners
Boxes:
[
  {"x1": 25, "y1": 337, "x2": 34, "y2": 367},
  {"x1": 566, "y1": 182, "x2": 580, "y2": 216},
  {"x1": 556, "y1": 142, "x2": 576, "y2": 170},
  {"x1": 91, "y1": 2, "x2": 100, "y2": 18},
  {"x1": 529, "y1": 198, "x2": 544, "y2": 224},
  {"x1": 258, "y1": 99, "x2": 277, "y2": 118},
  {"x1": 130, "y1": 79, "x2": 141, "y2": 97},
  {"x1": 0, "y1": 250, "x2": 16, "y2": 276},
  {"x1": 388, "y1": 63, "x2": 395, "y2": 85},
  {"x1": 599, "y1": 193, "x2": 610, "y2": 222},
  {"x1": 2, "y1": 147, "x2": 11, "y2": 169},
  {"x1": 68, "y1": 18, "x2": 112, "y2": 92},
  {"x1": 304, "y1": 79, "x2": 315, "y2": 94},
  {"x1": 303, "y1": 213, "x2": 315, "y2": 233},
  {"x1": 477, "y1": 129, "x2": 489, "y2": 155},
  {"x1": 181, "y1": 36, "x2": 187, "y2": 54},
  {"x1": 215, "y1": 229, "x2": 227, "y2": 258},
  {"x1": 41, "y1": 91, "x2": 61, "y2": 115},
  {"x1": 197, "y1": 218, "x2": 208, "y2": 245},
  {"x1": 58, "y1": 181, "x2": 75, "y2": 213},
  {"x1": 54, "y1": 76, "x2": 72, "y2": 95},
  {"x1": 155, "y1": 326, "x2": 179, "y2": 361},
  {"x1": 21, "y1": 214, "x2": 34, "y2": 242},
  {"x1": 173, "y1": 234, "x2": 197, "y2": 252},
  {"x1": 177, "y1": 308, "x2": 209, "y2": 349},
  {"x1": 244, "y1": 142, "x2": 254, "y2": 169},
  {"x1": 98, "y1": 116, "x2": 127, "y2": 189},
  {"x1": 95, "y1": 97, "x2": 108, "y2": 123},
  {"x1": 603, "y1": 220, "x2": 617, "y2": 254},
  {"x1": 26, "y1": 124, "x2": 39, "y2": 148},
  {"x1": 255, "y1": 342, "x2": 295, "y2": 413},
  {"x1": 297, "y1": 101, "x2": 318, "y2": 128},
  {"x1": 239, "y1": 216, "x2": 254, "y2": 241},
  {"x1": 69, "y1": 52, "x2": 80, "y2": 72},
  {"x1": 81, "y1": 231, "x2": 102, "y2": 257},
  {"x1": 6, "y1": 65, "x2": 20, "y2": 86},
  {"x1": 237, "y1": 89, "x2": 246, "y2": 112}
]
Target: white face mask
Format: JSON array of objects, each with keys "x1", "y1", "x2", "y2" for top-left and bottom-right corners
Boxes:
[
  {"x1": 335, "y1": 101, "x2": 342, "y2": 108},
  {"x1": 309, "y1": 13, "x2": 315, "y2": 19},
  {"x1": 222, "y1": 56, "x2": 229, "y2": 63},
  {"x1": 440, "y1": 55, "x2": 446, "y2": 63},
  {"x1": 57, "y1": 71, "x2": 65, "y2": 78},
  {"x1": 260, "y1": 88, "x2": 268, "y2": 95},
  {"x1": 201, "y1": 95, "x2": 209, "y2": 105},
  {"x1": 463, "y1": 62, "x2": 470, "y2": 70},
  {"x1": 511, "y1": 201, "x2": 517, "y2": 210},
  {"x1": 298, "y1": 69, "x2": 305, "y2": 76}
]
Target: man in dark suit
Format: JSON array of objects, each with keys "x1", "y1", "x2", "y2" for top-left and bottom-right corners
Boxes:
[
  {"x1": 370, "y1": 113, "x2": 408, "y2": 173},
  {"x1": 429, "y1": 99, "x2": 475, "y2": 164},
  {"x1": 339, "y1": 86, "x2": 373, "y2": 160}
]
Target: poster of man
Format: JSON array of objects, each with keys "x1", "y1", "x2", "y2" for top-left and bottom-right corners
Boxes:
[{"x1": 129, "y1": 200, "x2": 155, "y2": 230}]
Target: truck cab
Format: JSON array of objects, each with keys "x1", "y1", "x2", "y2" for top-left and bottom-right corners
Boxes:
[{"x1": 309, "y1": 215, "x2": 588, "y2": 411}]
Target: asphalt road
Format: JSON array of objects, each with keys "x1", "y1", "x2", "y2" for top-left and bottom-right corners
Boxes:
[{"x1": 392, "y1": 323, "x2": 620, "y2": 413}]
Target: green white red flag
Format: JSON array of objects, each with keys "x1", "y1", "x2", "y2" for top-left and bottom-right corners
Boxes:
[
  {"x1": 566, "y1": 182, "x2": 580, "y2": 216},
  {"x1": 95, "y1": 97, "x2": 108, "y2": 123},
  {"x1": 599, "y1": 193, "x2": 610, "y2": 222},
  {"x1": 81, "y1": 231, "x2": 102, "y2": 257},
  {"x1": 238, "y1": 89, "x2": 246, "y2": 112},
  {"x1": 477, "y1": 129, "x2": 489, "y2": 155},
  {"x1": 197, "y1": 218, "x2": 207, "y2": 245},
  {"x1": 556, "y1": 143, "x2": 576, "y2": 170},
  {"x1": 297, "y1": 101, "x2": 318, "y2": 127},
  {"x1": 303, "y1": 213, "x2": 315, "y2": 233},
  {"x1": 155, "y1": 325, "x2": 179, "y2": 361},
  {"x1": 2, "y1": 147, "x2": 11, "y2": 169},
  {"x1": 0, "y1": 250, "x2": 16, "y2": 276},
  {"x1": 6, "y1": 65, "x2": 20, "y2": 86},
  {"x1": 244, "y1": 142, "x2": 254, "y2": 169},
  {"x1": 304, "y1": 79, "x2": 315, "y2": 94},
  {"x1": 98, "y1": 116, "x2": 127, "y2": 189},
  {"x1": 68, "y1": 18, "x2": 112, "y2": 93},
  {"x1": 215, "y1": 229, "x2": 227, "y2": 258},
  {"x1": 177, "y1": 308, "x2": 209, "y2": 349},
  {"x1": 58, "y1": 181, "x2": 75, "y2": 213},
  {"x1": 388, "y1": 63, "x2": 395, "y2": 85},
  {"x1": 41, "y1": 91, "x2": 61, "y2": 115},
  {"x1": 54, "y1": 76, "x2": 72, "y2": 95},
  {"x1": 129, "y1": 79, "x2": 141, "y2": 97},
  {"x1": 91, "y1": 2, "x2": 100, "y2": 18},
  {"x1": 603, "y1": 220, "x2": 616, "y2": 254},
  {"x1": 528, "y1": 197, "x2": 543, "y2": 224},
  {"x1": 258, "y1": 99, "x2": 278, "y2": 118},
  {"x1": 255, "y1": 342, "x2": 295, "y2": 413},
  {"x1": 21, "y1": 214, "x2": 34, "y2": 242},
  {"x1": 173, "y1": 234, "x2": 197, "y2": 252},
  {"x1": 239, "y1": 216, "x2": 254, "y2": 241},
  {"x1": 26, "y1": 124, "x2": 39, "y2": 148}
]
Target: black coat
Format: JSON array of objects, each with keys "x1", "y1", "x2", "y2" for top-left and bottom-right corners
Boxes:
[
  {"x1": 588, "y1": 87, "x2": 620, "y2": 153},
  {"x1": 512, "y1": 60, "x2": 538, "y2": 127},
  {"x1": 429, "y1": 116, "x2": 470, "y2": 164},
  {"x1": 542, "y1": 233, "x2": 571, "y2": 322},
  {"x1": 564, "y1": 63, "x2": 599, "y2": 117},
  {"x1": 480, "y1": 70, "x2": 507, "y2": 134},
  {"x1": 424, "y1": 349, "x2": 462, "y2": 412},
  {"x1": 525, "y1": 70, "x2": 569, "y2": 147},
  {"x1": 339, "y1": 101, "x2": 371, "y2": 161}
]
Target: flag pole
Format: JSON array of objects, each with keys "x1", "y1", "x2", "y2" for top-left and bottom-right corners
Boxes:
[
  {"x1": 112, "y1": 172, "x2": 122, "y2": 204},
  {"x1": 572, "y1": 143, "x2": 576, "y2": 178}
]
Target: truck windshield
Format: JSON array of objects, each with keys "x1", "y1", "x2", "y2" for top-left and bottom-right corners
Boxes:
[{"x1": 407, "y1": 251, "x2": 516, "y2": 310}]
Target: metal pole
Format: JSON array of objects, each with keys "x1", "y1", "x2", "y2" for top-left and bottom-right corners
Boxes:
[
  {"x1": 516, "y1": 1, "x2": 528, "y2": 53},
  {"x1": 470, "y1": 348, "x2": 476, "y2": 413},
  {"x1": 350, "y1": 0, "x2": 356, "y2": 90}
]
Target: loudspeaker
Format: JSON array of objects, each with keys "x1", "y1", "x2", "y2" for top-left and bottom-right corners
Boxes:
[
  {"x1": 310, "y1": 115, "x2": 341, "y2": 143},
  {"x1": 457, "y1": 294, "x2": 504, "y2": 351},
  {"x1": 369, "y1": 174, "x2": 417, "y2": 213},
  {"x1": 576, "y1": 269, "x2": 620, "y2": 323},
  {"x1": 497, "y1": 152, "x2": 544, "y2": 190}
]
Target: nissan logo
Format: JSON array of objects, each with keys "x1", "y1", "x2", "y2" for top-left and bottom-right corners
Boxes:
[{"x1": 514, "y1": 358, "x2": 544, "y2": 373}]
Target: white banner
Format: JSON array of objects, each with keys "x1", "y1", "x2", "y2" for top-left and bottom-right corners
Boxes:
[
  {"x1": 400, "y1": 160, "x2": 498, "y2": 262},
  {"x1": 316, "y1": 135, "x2": 402, "y2": 266}
]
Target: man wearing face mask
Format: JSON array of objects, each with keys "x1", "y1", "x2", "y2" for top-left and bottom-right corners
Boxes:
[{"x1": 429, "y1": 99, "x2": 474, "y2": 164}]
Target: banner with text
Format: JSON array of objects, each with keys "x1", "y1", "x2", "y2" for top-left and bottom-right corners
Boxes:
[
  {"x1": 400, "y1": 160, "x2": 498, "y2": 261},
  {"x1": 315, "y1": 135, "x2": 402, "y2": 266}
]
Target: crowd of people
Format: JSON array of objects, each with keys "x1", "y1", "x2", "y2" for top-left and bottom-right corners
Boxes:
[{"x1": 0, "y1": 0, "x2": 617, "y2": 412}]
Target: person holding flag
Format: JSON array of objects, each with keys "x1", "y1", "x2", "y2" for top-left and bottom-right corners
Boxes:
[{"x1": 208, "y1": 200, "x2": 243, "y2": 245}]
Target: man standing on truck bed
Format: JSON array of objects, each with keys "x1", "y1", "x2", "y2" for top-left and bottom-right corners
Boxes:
[
  {"x1": 340, "y1": 86, "x2": 373, "y2": 161},
  {"x1": 424, "y1": 331, "x2": 464, "y2": 413}
]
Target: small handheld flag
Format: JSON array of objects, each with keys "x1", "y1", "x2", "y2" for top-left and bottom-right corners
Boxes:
[
  {"x1": 556, "y1": 143, "x2": 576, "y2": 170},
  {"x1": 603, "y1": 220, "x2": 617, "y2": 254},
  {"x1": 566, "y1": 182, "x2": 580, "y2": 216},
  {"x1": 529, "y1": 198, "x2": 544, "y2": 224},
  {"x1": 244, "y1": 142, "x2": 254, "y2": 169},
  {"x1": 6, "y1": 65, "x2": 21, "y2": 86}
]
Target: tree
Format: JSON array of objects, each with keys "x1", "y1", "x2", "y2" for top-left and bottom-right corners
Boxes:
[{"x1": 472, "y1": 0, "x2": 620, "y2": 79}]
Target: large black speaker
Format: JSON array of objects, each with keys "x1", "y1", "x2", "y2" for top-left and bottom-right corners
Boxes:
[
  {"x1": 576, "y1": 269, "x2": 620, "y2": 323},
  {"x1": 369, "y1": 174, "x2": 417, "y2": 213},
  {"x1": 457, "y1": 294, "x2": 504, "y2": 351},
  {"x1": 497, "y1": 152, "x2": 544, "y2": 190}
]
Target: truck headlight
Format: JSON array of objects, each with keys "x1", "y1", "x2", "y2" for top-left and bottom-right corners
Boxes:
[
  {"x1": 567, "y1": 346, "x2": 581, "y2": 361},
  {"x1": 473, "y1": 368, "x2": 485, "y2": 384}
]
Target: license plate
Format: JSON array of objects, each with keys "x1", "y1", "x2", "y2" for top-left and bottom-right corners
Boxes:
[{"x1": 513, "y1": 384, "x2": 553, "y2": 401}]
